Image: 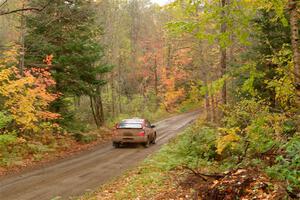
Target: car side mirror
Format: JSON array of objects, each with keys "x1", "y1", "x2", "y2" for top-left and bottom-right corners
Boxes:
[{"x1": 151, "y1": 125, "x2": 156, "y2": 128}]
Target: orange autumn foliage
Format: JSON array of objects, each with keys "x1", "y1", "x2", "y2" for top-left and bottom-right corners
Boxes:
[
  {"x1": 43, "y1": 54, "x2": 54, "y2": 66},
  {"x1": 160, "y1": 67, "x2": 185, "y2": 110},
  {"x1": 159, "y1": 48, "x2": 191, "y2": 110}
]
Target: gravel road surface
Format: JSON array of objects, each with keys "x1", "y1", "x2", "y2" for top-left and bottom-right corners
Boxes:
[{"x1": 0, "y1": 110, "x2": 200, "y2": 200}]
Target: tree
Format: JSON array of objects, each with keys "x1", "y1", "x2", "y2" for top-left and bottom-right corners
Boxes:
[
  {"x1": 24, "y1": 0, "x2": 111, "y2": 127},
  {"x1": 220, "y1": 0, "x2": 228, "y2": 105},
  {"x1": 0, "y1": 47, "x2": 59, "y2": 133},
  {"x1": 287, "y1": 0, "x2": 299, "y2": 107}
]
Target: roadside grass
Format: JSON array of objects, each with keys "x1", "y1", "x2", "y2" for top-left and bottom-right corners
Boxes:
[
  {"x1": 79, "y1": 115, "x2": 297, "y2": 200},
  {"x1": 79, "y1": 149, "x2": 178, "y2": 200}
]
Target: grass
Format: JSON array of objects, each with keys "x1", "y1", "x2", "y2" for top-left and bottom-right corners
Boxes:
[{"x1": 79, "y1": 155, "x2": 177, "y2": 200}]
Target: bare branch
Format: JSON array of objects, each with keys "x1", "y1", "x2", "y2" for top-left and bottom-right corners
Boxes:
[
  {"x1": 0, "y1": 0, "x2": 8, "y2": 9},
  {"x1": 0, "y1": 0, "x2": 51, "y2": 16}
]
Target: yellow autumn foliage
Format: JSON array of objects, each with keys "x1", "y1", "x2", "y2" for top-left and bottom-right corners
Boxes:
[
  {"x1": 216, "y1": 127, "x2": 241, "y2": 155},
  {"x1": 0, "y1": 48, "x2": 59, "y2": 132}
]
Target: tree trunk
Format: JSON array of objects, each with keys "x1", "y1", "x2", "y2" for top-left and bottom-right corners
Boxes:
[
  {"x1": 203, "y1": 73, "x2": 211, "y2": 121},
  {"x1": 118, "y1": 57, "x2": 122, "y2": 114},
  {"x1": 19, "y1": 2, "x2": 25, "y2": 76},
  {"x1": 288, "y1": 0, "x2": 300, "y2": 109},
  {"x1": 166, "y1": 44, "x2": 171, "y2": 78},
  {"x1": 211, "y1": 93, "x2": 216, "y2": 123},
  {"x1": 205, "y1": 89, "x2": 211, "y2": 122},
  {"x1": 220, "y1": 0, "x2": 227, "y2": 105},
  {"x1": 154, "y1": 55, "x2": 158, "y2": 97},
  {"x1": 154, "y1": 55, "x2": 159, "y2": 108},
  {"x1": 90, "y1": 87, "x2": 105, "y2": 128},
  {"x1": 288, "y1": 0, "x2": 300, "y2": 85},
  {"x1": 111, "y1": 72, "x2": 115, "y2": 118},
  {"x1": 130, "y1": 0, "x2": 139, "y2": 73}
]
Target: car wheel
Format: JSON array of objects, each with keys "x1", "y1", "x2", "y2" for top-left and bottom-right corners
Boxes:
[
  {"x1": 143, "y1": 138, "x2": 150, "y2": 148},
  {"x1": 113, "y1": 142, "x2": 120, "y2": 148},
  {"x1": 151, "y1": 133, "x2": 156, "y2": 144}
]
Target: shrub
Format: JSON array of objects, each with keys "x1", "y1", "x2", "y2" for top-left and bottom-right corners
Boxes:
[
  {"x1": 266, "y1": 135, "x2": 300, "y2": 192},
  {"x1": 0, "y1": 111, "x2": 13, "y2": 129},
  {"x1": 0, "y1": 133, "x2": 17, "y2": 149},
  {"x1": 0, "y1": 132, "x2": 18, "y2": 166},
  {"x1": 27, "y1": 142, "x2": 52, "y2": 154},
  {"x1": 218, "y1": 99, "x2": 294, "y2": 160},
  {"x1": 150, "y1": 121, "x2": 217, "y2": 171},
  {"x1": 218, "y1": 98, "x2": 299, "y2": 194},
  {"x1": 73, "y1": 132, "x2": 97, "y2": 143}
]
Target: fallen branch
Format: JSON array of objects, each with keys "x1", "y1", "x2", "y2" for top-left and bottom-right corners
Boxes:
[{"x1": 181, "y1": 165, "x2": 225, "y2": 181}]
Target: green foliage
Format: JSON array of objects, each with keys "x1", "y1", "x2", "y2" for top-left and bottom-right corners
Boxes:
[
  {"x1": 73, "y1": 133, "x2": 97, "y2": 143},
  {"x1": 218, "y1": 97, "x2": 299, "y2": 193},
  {"x1": 179, "y1": 81, "x2": 202, "y2": 113},
  {"x1": 283, "y1": 119, "x2": 297, "y2": 136},
  {"x1": 166, "y1": 0, "x2": 253, "y2": 48},
  {"x1": 222, "y1": 99, "x2": 269, "y2": 129},
  {"x1": 245, "y1": 114, "x2": 278, "y2": 155},
  {"x1": 266, "y1": 135, "x2": 300, "y2": 190},
  {"x1": 58, "y1": 110, "x2": 90, "y2": 133},
  {"x1": 256, "y1": 0, "x2": 288, "y2": 26},
  {"x1": 200, "y1": 75, "x2": 228, "y2": 97},
  {"x1": 151, "y1": 121, "x2": 217, "y2": 171},
  {"x1": 27, "y1": 142, "x2": 53, "y2": 154},
  {"x1": 238, "y1": 63, "x2": 265, "y2": 97},
  {"x1": 220, "y1": 99, "x2": 294, "y2": 158},
  {"x1": 0, "y1": 111, "x2": 13, "y2": 129},
  {"x1": 103, "y1": 92, "x2": 169, "y2": 127},
  {"x1": 0, "y1": 132, "x2": 17, "y2": 148},
  {"x1": 265, "y1": 44, "x2": 295, "y2": 109},
  {"x1": 233, "y1": 9, "x2": 291, "y2": 105},
  {"x1": 0, "y1": 132, "x2": 18, "y2": 166}
]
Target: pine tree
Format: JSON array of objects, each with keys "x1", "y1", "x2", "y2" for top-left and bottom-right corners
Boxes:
[{"x1": 24, "y1": 0, "x2": 111, "y2": 127}]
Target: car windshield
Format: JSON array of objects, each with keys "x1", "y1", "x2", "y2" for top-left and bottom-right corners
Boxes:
[{"x1": 118, "y1": 122, "x2": 142, "y2": 129}]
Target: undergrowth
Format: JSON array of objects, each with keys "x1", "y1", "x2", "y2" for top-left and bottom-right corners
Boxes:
[{"x1": 83, "y1": 108, "x2": 299, "y2": 199}]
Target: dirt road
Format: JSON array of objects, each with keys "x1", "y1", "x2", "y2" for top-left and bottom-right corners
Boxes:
[{"x1": 0, "y1": 111, "x2": 200, "y2": 200}]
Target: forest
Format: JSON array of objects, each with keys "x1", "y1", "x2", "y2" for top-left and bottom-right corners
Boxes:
[{"x1": 0, "y1": 0, "x2": 299, "y2": 199}]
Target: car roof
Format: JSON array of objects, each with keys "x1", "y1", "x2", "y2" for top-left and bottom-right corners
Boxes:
[{"x1": 121, "y1": 118, "x2": 145, "y2": 123}]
